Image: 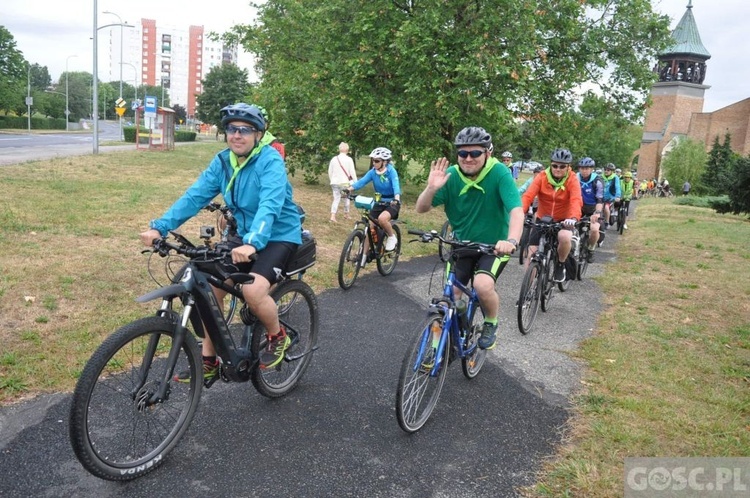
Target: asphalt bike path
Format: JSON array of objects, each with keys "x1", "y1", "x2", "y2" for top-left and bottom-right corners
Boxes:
[{"x1": 0, "y1": 211, "x2": 631, "y2": 497}]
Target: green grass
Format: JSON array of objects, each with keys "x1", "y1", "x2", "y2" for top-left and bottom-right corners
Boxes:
[
  {"x1": 0, "y1": 143, "x2": 446, "y2": 404},
  {"x1": 529, "y1": 198, "x2": 750, "y2": 497}
]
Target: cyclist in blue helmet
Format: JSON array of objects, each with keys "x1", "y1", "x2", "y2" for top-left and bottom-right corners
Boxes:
[{"x1": 140, "y1": 102, "x2": 302, "y2": 378}]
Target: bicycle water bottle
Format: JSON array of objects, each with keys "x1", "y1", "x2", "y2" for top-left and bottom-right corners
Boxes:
[
  {"x1": 456, "y1": 298, "x2": 469, "y2": 332},
  {"x1": 571, "y1": 232, "x2": 580, "y2": 258}
]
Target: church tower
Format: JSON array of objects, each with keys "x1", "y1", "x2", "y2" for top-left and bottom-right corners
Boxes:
[{"x1": 635, "y1": 1, "x2": 711, "y2": 180}]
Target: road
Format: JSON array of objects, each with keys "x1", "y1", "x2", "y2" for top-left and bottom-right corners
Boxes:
[
  {"x1": 0, "y1": 225, "x2": 624, "y2": 497},
  {"x1": 0, "y1": 121, "x2": 132, "y2": 166}
]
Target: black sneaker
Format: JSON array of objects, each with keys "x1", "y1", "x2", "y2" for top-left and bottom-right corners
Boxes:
[
  {"x1": 586, "y1": 250, "x2": 594, "y2": 263},
  {"x1": 477, "y1": 322, "x2": 497, "y2": 350},
  {"x1": 553, "y1": 262, "x2": 566, "y2": 282},
  {"x1": 259, "y1": 329, "x2": 291, "y2": 369},
  {"x1": 173, "y1": 359, "x2": 220, "y2": 387}
]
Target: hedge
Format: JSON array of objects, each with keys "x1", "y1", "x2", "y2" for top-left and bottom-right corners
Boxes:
[{"x1": 0, "y1": 115, "x2": 66, "y2": 130}]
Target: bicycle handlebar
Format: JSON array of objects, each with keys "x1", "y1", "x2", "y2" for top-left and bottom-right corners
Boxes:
[
  {"x1": 407, "y1": 229, "x2": 497, "y2": 255},
  {"x1": 150, "y1": 236, "x2": 257, "y2": 263}
]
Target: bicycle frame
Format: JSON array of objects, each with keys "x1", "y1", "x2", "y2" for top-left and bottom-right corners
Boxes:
[{"x1": 416, "y1": 260, "x2": 480, "y2": 377}]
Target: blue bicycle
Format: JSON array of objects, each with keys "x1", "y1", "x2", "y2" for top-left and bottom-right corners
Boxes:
[{"x1": 396, "y1": 229, "x2": 496, "y2": 433}]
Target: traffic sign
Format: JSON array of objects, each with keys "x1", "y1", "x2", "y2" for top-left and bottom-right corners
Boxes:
[
  {"x1": 116, "y1": 97, "x2": 126, "y2": 108},
  {"x1": 115, "y1": 107, "x2": 126, "y2": 117}
]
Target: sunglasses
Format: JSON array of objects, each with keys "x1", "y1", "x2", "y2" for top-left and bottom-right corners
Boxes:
[
  {"x1": 372, "y1": 159, "x2": 383, "y2": 164},
  {"x1": 457, "y1": 150, "x2": 485, "y2": 159},
  {"x1": 225, "y1": 124, "x2": 257, "y2": 135},
  {"x1": 550, "y1": 163, "x2": 569, "y2": 170}
]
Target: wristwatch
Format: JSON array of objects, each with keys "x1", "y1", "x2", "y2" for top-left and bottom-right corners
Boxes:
[{"x1": 506, "y1": 238, "x2": 518, "y2": 249}]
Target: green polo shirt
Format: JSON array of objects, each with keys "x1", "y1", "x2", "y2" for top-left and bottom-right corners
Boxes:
[{"x1": 432, "y1": 158, "x2": 522, "y2": 244}]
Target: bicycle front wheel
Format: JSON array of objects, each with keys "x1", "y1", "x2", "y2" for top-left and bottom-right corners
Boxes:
[
  {"x1": 518, "y1": 222, "x2": 530, "y2": 265},
  {"x1": 541, "y1": 252, "x2": 556, "y2": 312},
  {"x1": 250, "y1": 279, "x2": 319, "y2": 398},
  {"x1": 461, "y1": 302, "x2": 487, "y2": 379},
  {"x1": 396, "y1": 313, "x2": 449, "y2": 433},
  {"x1": 517, "y1": 260, "x2": 542, "y2": 334},
  {"x1": 577, "y1": 233, "x2": 590, "y2": 281},
  {"x1": 69, "y1": 316, "x2": 202, "y2": 481},
  {"x1": 438, "y1": 219, "x2": 453, "y2": 263},
  {"x1": 338, "y1": 229, "x2": 365, "y2": 289},
  {"x1": 618, "y1": 207, "x2": 626, "y2": 235},
  {"x1": 377, "y1": 223, "x2": 401, "y2": 276}
]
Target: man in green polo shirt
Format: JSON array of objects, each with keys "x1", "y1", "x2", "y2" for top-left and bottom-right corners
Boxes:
[{"x1": 415, "y1": 126, "x2": 524, "y2": 349}]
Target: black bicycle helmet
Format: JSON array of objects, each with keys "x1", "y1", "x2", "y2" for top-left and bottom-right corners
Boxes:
[
  {"x1": 220, "y1": 103, "x2": 266, "y2": 130},
  {"x1": 578, "y1": 157, "x2": 595, "y2": 168},
  {"x1": 604, "y1": 162, "x2": 616, "y2": 171},
  {"x1": 550, "y1": 148, "x2": 573, "y2": 164},
  {"x1": 454, "y1": 127, "x2": 492, "y2": 149}
]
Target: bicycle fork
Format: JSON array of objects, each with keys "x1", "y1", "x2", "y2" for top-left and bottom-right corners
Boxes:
[{"x1": 414, "y1": 309, "x2": 451, "y2": 376}]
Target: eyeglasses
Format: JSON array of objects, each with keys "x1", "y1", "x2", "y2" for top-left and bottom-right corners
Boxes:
[
  {"x1": 225, "y1": 124, "x2": 257, "y2": 136},
  {"x1": 457, "y1": 150, "x2": 485, "y2": 159},
  {"x1": 550, "y1": 163, "x2": 569, "y2": 170}
]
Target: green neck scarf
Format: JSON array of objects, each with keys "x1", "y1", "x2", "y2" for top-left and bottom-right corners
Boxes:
[
  {"x1": 545, "y1": 167, "x2": 570, "y2": 191},
  {"x1": 457, "y1": 157, "x2": 498, "y2": 195},
  {"x1": 225, "y1": 132, "x2": 276, "y2": 194}
]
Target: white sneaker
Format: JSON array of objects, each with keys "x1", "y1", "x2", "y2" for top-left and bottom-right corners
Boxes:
[
  {"x1": 385, "y1": 235, "x2": 398, "y2": 251},
  {"x1": 624, "y1": 223, "x2": 628, "y2": 230}
]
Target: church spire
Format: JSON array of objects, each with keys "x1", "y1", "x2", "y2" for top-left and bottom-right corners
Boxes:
[{"x1": 655, "y1": 1, "x2": 711, "y2": 83}]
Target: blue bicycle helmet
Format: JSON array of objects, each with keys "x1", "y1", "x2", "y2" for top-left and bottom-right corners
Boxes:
[
  {"x1": 578, "y1": 157, "x2": 595, "y2": 168},
  {"x1": 220, "y1": 103, "x2": 266, "y2": 131}
]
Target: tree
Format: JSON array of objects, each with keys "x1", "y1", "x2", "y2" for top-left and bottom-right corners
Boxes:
[
  {"x1": 29, "y1": 64, "x2": 51, "y2": 91},
  {"x1": 700, "y1": 133, "x2": 735, "y2": 196},
  {"x1": 171, "y1": 104, "x2": 187, "y2": 124},
  {"x1": 224, "y1": 0, "x2": 671, "y2": 179},
  {"x1": 0, "y1": 26, "x2": 28, "y2": 114},
  {"x1": 660, "y1": 137, "x2": 708, "y2": 190},
  {"x1": 195, "y1": 63, "x2": 251, "y2": 127}
]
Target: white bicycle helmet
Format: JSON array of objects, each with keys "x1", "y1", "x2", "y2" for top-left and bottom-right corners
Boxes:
[
  {"x1": 369, "y1": 147, "x2": 392, "y2": 161},
  {"x1": 501, "y1": 151, "x2": 513, "y2": 159}
]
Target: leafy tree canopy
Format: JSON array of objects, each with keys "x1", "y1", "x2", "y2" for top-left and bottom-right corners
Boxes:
[
  {"x1": 0, "y1": 26, "x2": 28, "y2": 114},
  {"x1": 661, "y1": 137, "x2": 708, "y2": 190},
  {"x1": 223, "y1": 0, "x2": 671, "y2": 178},
  {"x1": 195, "y1": 63, "x2": 251, "y2": 127}
]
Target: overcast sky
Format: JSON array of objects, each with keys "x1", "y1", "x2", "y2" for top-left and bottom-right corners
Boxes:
[{"x1": 2, "y1": 0, "x2": 747, "y2": 112}]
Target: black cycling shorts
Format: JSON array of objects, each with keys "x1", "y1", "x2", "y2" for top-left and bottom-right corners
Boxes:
[
  {"x1": 447, "y1": 249, "x2": 509, "y2": 286},
  {"x1": 223, "y1": 238, "x2": 297, "y2": 285}
]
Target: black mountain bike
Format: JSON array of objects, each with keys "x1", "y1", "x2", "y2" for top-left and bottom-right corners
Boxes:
[
  {"x1": 69, "y1": 230, "x2": 319, "y2": 481},
  {"x1": 337, "y1": 193, "x2": 402, "y2": 289},
  {"x1": 616, "y1": 200, "x2": 628, "y2": 235},
  {"x1": 575, "y1": 217, "x2": 592, "y2": 281},
  {"x1": 517, "y1": 216, "x2": 566, "y2": 335}
]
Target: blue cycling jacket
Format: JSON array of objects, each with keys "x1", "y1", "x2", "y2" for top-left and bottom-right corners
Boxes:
[
  {"x1": 351, "y1": 163, "x2": 401, "y2": 199},
  {"x1": 149, "y1": 145, "x2": 302, "y2": 251}
]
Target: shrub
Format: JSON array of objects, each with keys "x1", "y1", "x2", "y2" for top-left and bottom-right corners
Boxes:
[
  {"x1": 123, "y1": 126, "x2": 150, "y2": 143},
  {"x1": 175, "y1": 131, "x2": 196, "y2": 142}
]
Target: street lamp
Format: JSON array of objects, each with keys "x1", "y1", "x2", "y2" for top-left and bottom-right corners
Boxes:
[
  {"x1": 102, "y1": 10, "x2": 130, "y2": 140},
  {"x1": 120, "y1": 62, "x2": 138, "y2": 104},
  {"x1": 93, "y1": 1, "x2": 134, "y2": 153},
  {"x1": 65, "y1": 54, "x2": 78, "y2": 132}
]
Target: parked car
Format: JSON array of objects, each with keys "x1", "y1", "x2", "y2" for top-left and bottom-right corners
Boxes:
[{"x1": 513, "y1": 161, "x2": 543, "y2": 172}]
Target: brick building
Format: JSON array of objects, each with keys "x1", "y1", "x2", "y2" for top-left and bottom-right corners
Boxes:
[{"x1": 635, "y1": 1, "x2": 750, "y2": 180}]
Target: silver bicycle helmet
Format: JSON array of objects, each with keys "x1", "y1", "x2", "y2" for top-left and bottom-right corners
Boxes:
[
  {"x1": 578, "y1": 157, "x2": 595, "y2": 168},
  {"x1": 369, "y1": 147, "x2": 392, "y2": 161},
  {"x1": 454, "y1": 127, "x2": 492, "y2": 149},
  {"x1": 550, "y1": 148, "x2": 573, "y2": 164},
  {"x1": 501, "y1": 151, "x2": 513, "y2": 158}
]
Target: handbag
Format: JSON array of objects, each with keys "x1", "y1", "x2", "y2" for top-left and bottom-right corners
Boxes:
[{"x1": 336, "y1": 156, "x2": 353, "y2": 181}]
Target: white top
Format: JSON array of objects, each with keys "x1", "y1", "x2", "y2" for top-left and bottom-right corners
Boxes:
[{"x1": 328, "y1": 153, "x2": 357, "y2": 185}]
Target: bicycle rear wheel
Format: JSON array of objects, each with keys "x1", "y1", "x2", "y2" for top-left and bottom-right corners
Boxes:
[
  {"x1": 518, "y1": 222, "x2": 530, "y2": 265},
  {"x1": 517, "y1": 260, "x2": 542, "y2": 334},
  {"x1": 618, "y1": 206, "x2": 626, "y2": 235},
  {"x1": 69, "y1": 316, "x2": 202, "y2": 481},
  {"x1": 461, "y1": 301, "x2": 487, "y2": 378},
  {"x1": 377, "y1": 223, "x2": 401, "y2": 276},
  {"x1": 337, "y1": 229, "x2": 364, "y2": 289},
  {"x1": 250, "y1": 279, "x2": 319, "y2": 398},
  {"x1": 396, "y1": 313, "x2": 449, "y2": 433}
]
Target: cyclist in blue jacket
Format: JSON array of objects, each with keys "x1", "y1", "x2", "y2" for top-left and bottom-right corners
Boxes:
[
  {"x1": 601, "y1": 163, "x2": 621, "y2": 230},
  {"x1": 348, "y1": 147, "x2": 402, "y2": 252},
  {"x1": 576, "y1": 157, "x2": 603, "y2": 257},
  {"x1": 140, "y1": 103, "x2": 302, "y2": 381}
]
